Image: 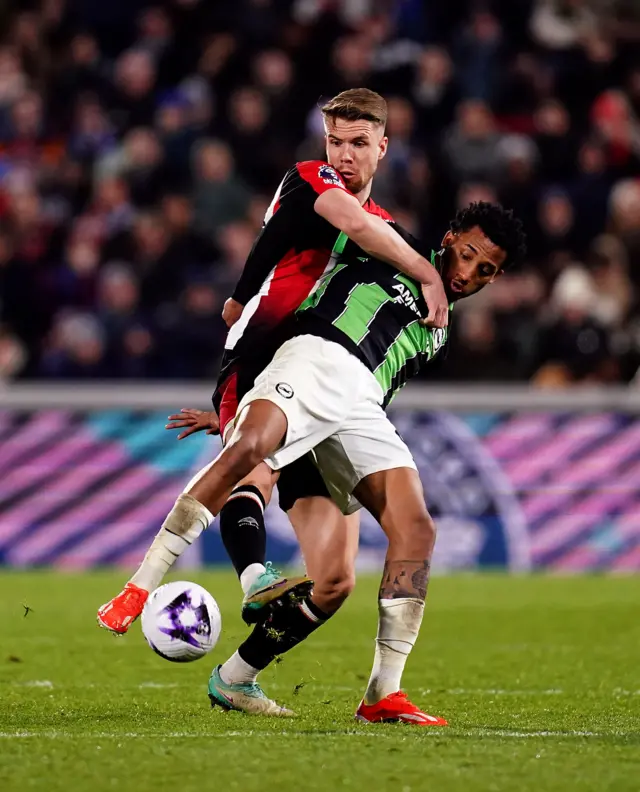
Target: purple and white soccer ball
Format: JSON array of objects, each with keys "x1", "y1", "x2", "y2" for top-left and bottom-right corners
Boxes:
[{"x1": 141, "y1": 581, "x2": 221, "y2": 662}]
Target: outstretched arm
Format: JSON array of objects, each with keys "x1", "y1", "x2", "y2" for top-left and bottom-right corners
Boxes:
[{"x1": 314, "y1": 189, "x2": 448, "y2": 328}]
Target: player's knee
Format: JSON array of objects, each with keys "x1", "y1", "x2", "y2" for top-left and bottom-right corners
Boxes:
[
  {"x1": 236, "y1": 463, "x2": 275, "y2": 504},
  {"x1": 313, "y1": 571, "x2": 356, "y2": 613}
]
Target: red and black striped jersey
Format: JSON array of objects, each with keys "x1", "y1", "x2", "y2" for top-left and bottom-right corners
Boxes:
[{"x1": 216, "y1": 160, "x2": 392, "y2": 392}]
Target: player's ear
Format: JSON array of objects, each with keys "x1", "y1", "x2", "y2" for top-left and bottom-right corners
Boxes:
[
  {"x1": 491, "y1": 268, "x2": 505, "y2": 283},
  {"x1": 441, "y1": 230, "x2": 454, "y2": 247},
  {"x1": 378, "y1": 135, "x2": 388, "y2": 160}
]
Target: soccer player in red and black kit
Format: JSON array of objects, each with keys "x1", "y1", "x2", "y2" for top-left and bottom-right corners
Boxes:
[{"x1": 97, "y1": 90, "x2": 448, "y2": 655}]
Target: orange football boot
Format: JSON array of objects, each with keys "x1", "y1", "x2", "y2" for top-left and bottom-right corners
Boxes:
[
  {"x1": 97, "y1": 583, "x2": 149, "y2": 634},
  {"x1": 356, "y1": 691, "x2": 448, "y2": 726}
]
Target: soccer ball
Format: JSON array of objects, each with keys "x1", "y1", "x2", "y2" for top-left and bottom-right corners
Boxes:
[{"x1": 141, "y1": 581, "x2": 221, "y2": 662}]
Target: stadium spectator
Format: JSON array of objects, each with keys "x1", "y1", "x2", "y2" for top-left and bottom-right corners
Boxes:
[
  {"x1": 0, "y1": 0, "x2": 638, "y2": 385},
  {"x1": 190, "y1": 139, "x2": 250, "y2": 239},
  {"x1": 443, "y1": 100, "x2": 505, "y2": 185}
]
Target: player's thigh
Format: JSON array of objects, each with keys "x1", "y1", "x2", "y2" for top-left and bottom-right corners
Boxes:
[
  {"x1": 279, "y1": 454, "x2": 359, "y2": 584},
  {"x1": 276, "y1": 453, "x2": 329, "y2": 513},
  {"x1": 233, "y1": 336, "x2": 360, "y2": 470},
  {"x1": 313, "y1": 404, "x2": 419, "y2": 516},
  {"x1": 187, "y1": 376, "x2": 278, "y2": 500},
  {"x1": 182, "y1": 452, "x2": 278, "y2": 501},
  {"x1": 288, "y1": 496, "x2": 360, "y2": 588},
  {"x1": 218, "y1": 369, "x2": 279, "y2": 502}
]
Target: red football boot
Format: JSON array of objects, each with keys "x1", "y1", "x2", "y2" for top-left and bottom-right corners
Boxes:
[
  {"x1": 356, "y1": 691, "x2": 448, "y2": 726},
  {"x1": 97, "y1": 583, "x2": 149, "y2": 635}
]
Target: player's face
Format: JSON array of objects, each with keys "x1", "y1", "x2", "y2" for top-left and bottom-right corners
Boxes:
[
  {"x1": 324, "y1": 117, "x2": 387, "y2": 195},
  {"x1": 440, "y1": 226, "x2": 506, "y2": 302}
]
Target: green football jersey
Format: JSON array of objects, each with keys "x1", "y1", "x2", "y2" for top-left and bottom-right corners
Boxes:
[{"x1": 297, "y1": 230, "x2": 453, "y2": 407}]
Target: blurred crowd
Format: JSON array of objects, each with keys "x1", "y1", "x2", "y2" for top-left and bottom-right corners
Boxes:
[{"x1": 1, "y1": 0, "x2": 640, "y2": 385}]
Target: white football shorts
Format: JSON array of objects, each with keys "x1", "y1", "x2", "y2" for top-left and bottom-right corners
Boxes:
[{"x1": 232, "y1": 334, "x2": 417, "y2": 514}]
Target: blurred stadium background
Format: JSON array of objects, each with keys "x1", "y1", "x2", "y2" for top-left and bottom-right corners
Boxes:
[{"x1": 1, "y1": 0, "x2": 640, "y2": 575}]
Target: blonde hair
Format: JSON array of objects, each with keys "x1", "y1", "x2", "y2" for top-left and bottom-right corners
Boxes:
[{"x1": 321, "y1": 88, "x2": 387, "y2": 129}]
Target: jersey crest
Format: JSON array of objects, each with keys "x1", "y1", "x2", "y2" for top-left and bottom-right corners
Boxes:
[{"x1": 318, "y1": 164, "x2": 343, "y2": 186}]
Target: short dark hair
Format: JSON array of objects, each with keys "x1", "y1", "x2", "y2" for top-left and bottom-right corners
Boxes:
[
  {"x1": 450, "y1": 201, "x2": 526, "y2": 269},
  {"x1": 321, "y1": 88, "x2": 387, "y2": 128}
]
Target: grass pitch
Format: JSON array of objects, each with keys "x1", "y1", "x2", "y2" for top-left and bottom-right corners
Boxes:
[{"x1": 1, "y1": 571, "x2": 638, "y2": 792}]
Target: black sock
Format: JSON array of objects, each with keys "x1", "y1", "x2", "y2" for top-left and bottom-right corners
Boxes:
[
  {"x1": 238, "y1": 595, "x2": 330, "y2": 670},
  {"x1": 219, "y1": 485, "x2": 266, "y2": 578}
]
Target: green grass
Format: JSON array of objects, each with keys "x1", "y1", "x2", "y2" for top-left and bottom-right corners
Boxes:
[{"x1": 0, "y1": 572, "x2": 639, "y2": 792}]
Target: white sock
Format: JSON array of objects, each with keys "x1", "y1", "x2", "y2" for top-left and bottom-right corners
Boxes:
[
  {"x1": 240, "y1": 563, "x2": 267, "y2": 595},
  {"x1": 363, "y1": 598, "x2": 425, "y2": 705},
  {"x1": 129, "y1": 494, "x2": 213, "y2": 591},
  {"x1": 219, "y1": 650, "x2": 259, "y2": 685}
]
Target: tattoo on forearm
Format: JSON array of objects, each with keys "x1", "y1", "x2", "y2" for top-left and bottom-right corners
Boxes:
[{"x1": 379, "y1": 559, "x2": 431, "y2": 600}]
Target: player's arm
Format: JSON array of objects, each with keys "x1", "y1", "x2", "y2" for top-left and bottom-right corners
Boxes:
[
  {"x1": 314, "y1": 189, "x2": 449, "y2": 328},
  {"x1": 223, "y1": 182, "x2": 288, "y2": 326},
  {"x1": 222, "y1": 298, "x2": 243, "y2": 328},
  {"x1": 221, "y1": 233, "x2": 266, "y2": 327},
  {"x1": 229, "y1": 231, "x2": 268, "y2": 308},
  {"x1": 224, "y1": 165, "x2": 305, "y2": 326}
]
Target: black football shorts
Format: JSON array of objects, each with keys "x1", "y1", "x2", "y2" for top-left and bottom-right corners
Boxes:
[{"x1": 276, "y1": 453, "x2": 331, "y2": 513}]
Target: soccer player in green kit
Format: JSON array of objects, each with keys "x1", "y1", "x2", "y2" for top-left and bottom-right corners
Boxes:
[
  {"x1": 125, "y1": 199, "x2": 523, "y2": 722},
  {"x1": 201, "y1": 200, "x2": 526, "y2": 723}
]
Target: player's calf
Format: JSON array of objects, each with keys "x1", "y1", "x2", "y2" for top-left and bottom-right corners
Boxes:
[
  {"x1": 218, "y1": 473, "x2": 312, "y2": 625},
  {"x1": 363, "y1": 587, "x2": 426, "y2": 705},
  {"x1": 97, "y1": 402, "x2": 288, "y2": 634},
  {"x1": 382, "y1": 513, "x2": 437, "y2": 574},
  {"x1": 354, "y1": 468, "x2": 440, "y2": 712},
  {"x1": 97, "y1": 493, "x2": 213, "y2": 633},
  {"x1": 220, "y1": 478, "x2": 271, "y2": 584},
  {"x1": 214, "y1": 561, "x2": 355, "y2": 703},
  {"x1": 213, "y1": 587, "x2": 339, "y2": 709},
  {"x1": 211, "y1": 492, "x2": 358, "y2": 711}
]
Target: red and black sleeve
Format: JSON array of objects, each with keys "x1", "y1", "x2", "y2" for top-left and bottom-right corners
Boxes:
[{"x1": 231, "y1": 161, "x2": 347, "y2": 304}]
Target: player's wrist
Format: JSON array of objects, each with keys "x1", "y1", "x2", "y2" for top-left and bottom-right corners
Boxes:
[{"x1": 412, "y1": 255, "x2": 441, "y2": 286}]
